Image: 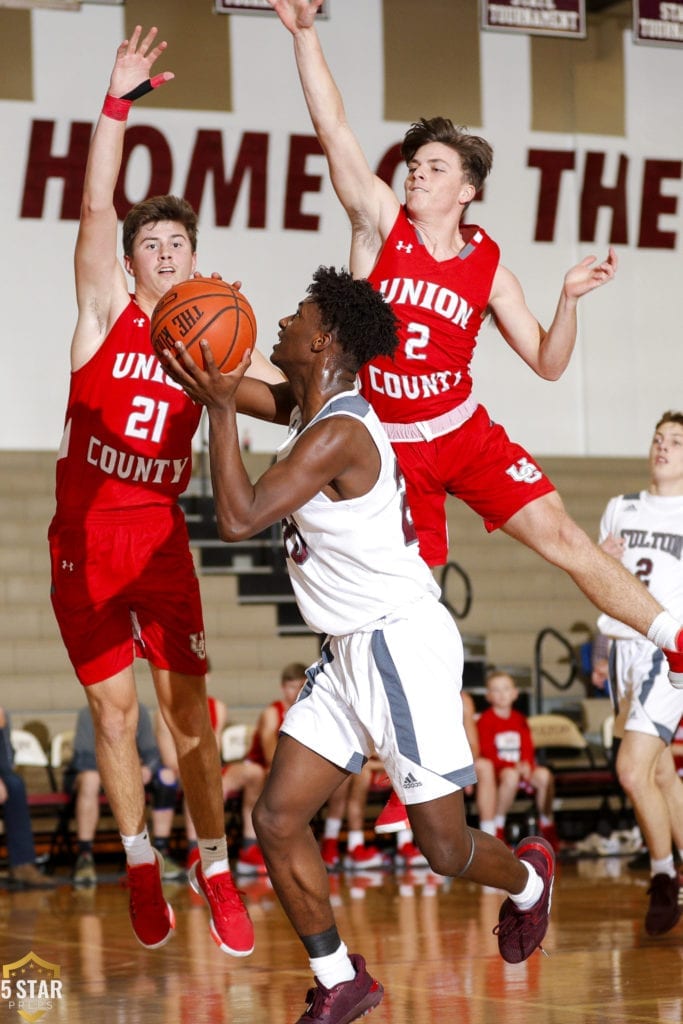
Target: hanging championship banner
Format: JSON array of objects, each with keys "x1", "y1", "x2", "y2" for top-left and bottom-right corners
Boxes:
[
  {"x1": 480, "y1": 0, "x2": 586, "y2": 39},
  {"x1": 215, "y1": 0, "x2": 329, "y2": 14},
  {"x1": 634, "y1": 1, "x2": 683, "y2": 47}
]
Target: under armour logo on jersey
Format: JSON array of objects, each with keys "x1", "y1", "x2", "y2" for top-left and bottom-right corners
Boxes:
[
  {"x1": 505, "y1": 457, "x2": 542, "y2": 484},
  {"x1": 61, "y1": 559, "x2": 74, "y2": 572},
  {"x1": 133, "y1": 317, "x2": 146, "y2": 328},
  {"x1": 396, "y1": 241, "x2": 413, "y2": 254},
  {"x1": 190, "y1": 632, "x2": 206, "y2": 660},
  {"x1": 402, "y1": 772, "x2": 422, "y2": 789}
]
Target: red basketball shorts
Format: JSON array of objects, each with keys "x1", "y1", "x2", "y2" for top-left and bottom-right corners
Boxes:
[
  {"x1": 49, "y1": 504, "x2": 207, "y2": 686},
  {"x1": 392, "y1": 404, "x2": 556, "y2": 567}
]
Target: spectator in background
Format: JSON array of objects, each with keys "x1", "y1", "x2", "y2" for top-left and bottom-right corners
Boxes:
[
  {"x1": 0, "y1": 708, "x2": 57, "y2": 889},
  {"x1": 67, "y1": 704, "x2": 184, "y2": 886},
  {"x1": 476, "y1": 671, "x2": 559, "y2": 850}
]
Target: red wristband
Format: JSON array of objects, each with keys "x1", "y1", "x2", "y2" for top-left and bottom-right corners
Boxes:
[{"x1": 101, "y1": 93, "x2": 132, "y2": 122}]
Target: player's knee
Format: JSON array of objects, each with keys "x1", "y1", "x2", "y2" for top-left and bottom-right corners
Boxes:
[{"x1": 252, "y1": 795, "x2": 287, "y2": 848}]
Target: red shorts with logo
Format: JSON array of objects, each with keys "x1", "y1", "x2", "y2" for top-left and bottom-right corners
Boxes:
[
  {"x1": 49, "y1": 504, "x2": 207, "y2": 686},
  {"x1": 392, "y1": 404, "x2": 555, "y2": 566}
]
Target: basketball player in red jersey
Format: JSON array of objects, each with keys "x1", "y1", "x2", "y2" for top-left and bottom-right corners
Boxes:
[
  {"x1": 48, "y1": 26, "x2": 277, "y2": 957},
  {"x1": 267, "y1": 0, "x2": 683, "y2": 690}
]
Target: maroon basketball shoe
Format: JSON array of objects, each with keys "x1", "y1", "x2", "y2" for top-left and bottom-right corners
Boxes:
[
  {"x1": 294, "y1": 953, "x2": 383, "y2": 1024},
  {"x1": 494, "y1": 836, "x2": 556, "y2": 963}
]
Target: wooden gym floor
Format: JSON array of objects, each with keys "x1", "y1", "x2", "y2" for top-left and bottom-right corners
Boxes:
[{"x1": 1, "y1": 855, "x2": 681, "y2": 1024}]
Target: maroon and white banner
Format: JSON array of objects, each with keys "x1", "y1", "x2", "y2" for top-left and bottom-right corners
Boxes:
[
  {"x1": 480, "y1": 0, "x2": 586, "y2": 38},
  {"x1": 215, "y1": 0, "x2": 329, "y2": 15},
  {"x1": 633, "y1": 1, "x2": 683, "y2": 46}
]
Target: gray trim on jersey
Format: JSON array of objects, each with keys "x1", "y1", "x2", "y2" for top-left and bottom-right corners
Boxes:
[
  {"x1": 371, "y1": 628, "x2": 476, "y2": 790},
  {"x1": 313, "y1": 392, "x2": 370, "y2": 423},
  {"x1": 640, "y1": 649, "x2": 673, "y2": 743}
]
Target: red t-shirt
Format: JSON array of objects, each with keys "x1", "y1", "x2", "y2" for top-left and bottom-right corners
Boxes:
[{"x1": 476, "y1": 707, "x2": 536, "y2": 775}]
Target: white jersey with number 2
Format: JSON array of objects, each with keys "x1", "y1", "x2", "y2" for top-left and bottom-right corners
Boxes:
[
  {"x1": 598, "y1": 490, "x2": 683, "y2": 641},
  {"x1": 277, "y1": 387, "x2": 439, "y2": 636}
]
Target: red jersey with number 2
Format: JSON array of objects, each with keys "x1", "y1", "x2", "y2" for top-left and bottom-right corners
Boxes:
[{"x1": 358, "y1": 206, "x2": 500, "y2": 424}]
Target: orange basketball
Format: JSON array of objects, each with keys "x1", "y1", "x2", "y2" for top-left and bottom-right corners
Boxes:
[{"x1": 151, "y1": 277, "x2": 257, "y2": 373}]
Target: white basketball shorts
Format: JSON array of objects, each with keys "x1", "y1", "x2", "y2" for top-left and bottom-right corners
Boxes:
[
  {"x1": 281, "y1": 595, "x2": 477, "y2": 804},
  {"x1": 613, "y1": 638, "x2": 683, "y2": 742}
]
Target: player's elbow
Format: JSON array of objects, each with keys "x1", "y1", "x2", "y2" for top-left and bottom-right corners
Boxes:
[{"x1": 216, "y1": 519, "x2": 251, "y2": 543}]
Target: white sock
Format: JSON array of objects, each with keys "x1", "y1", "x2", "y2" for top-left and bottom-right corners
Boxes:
[
  {"x1": 540, "y1": 815, "x2": 553, "y2": 828},
  {"x1": 121, "y1": 829, "x2": 155, "y2": 866},
  {"x1": 480, "y1": 820, "x2": 496, "y2": 836},
  {"x1": 509, "y1": 861, "x2": 543, "y2": 911},
  {"x1": 346, "y1": 830, "x2": 364, "y2": 851},
  {"x1": 647, "y1": 611, "x2": 680, "y2": 650},
  {"x1": 650, "y1": 854, "x2": 677, "y2": 879},
  {"x1": 199, "y1": 837, "x2": 229, "y2": 878},
  {"x1": 494, "y1": 815, "x2": 506, "y2": 831},
  {"x1": 324, "y1": 817, "x2": 342, "y2": 840},
  {"x1": 310, "y1": 941, "x2": 355, "y2": 989}
]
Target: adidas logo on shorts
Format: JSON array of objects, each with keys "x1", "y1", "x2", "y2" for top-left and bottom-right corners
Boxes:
[{"x1": 402, "y1": 772, "x2": 421, "y2": 790}]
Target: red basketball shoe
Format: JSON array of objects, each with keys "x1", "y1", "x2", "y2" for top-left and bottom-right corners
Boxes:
[
  {"x1": 374, "y1": 791, "x2": 409, "y2": 834},
  {"x1": 188, "y1": 862, "x2": 254, "y2": 957},
  {"x1": 126, "y1": 849, "x2": 175, "y2": 949}
]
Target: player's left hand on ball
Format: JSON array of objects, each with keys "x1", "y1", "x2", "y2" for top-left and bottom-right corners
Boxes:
[{"x1": 160, "y1": 340, "x2": 251, "y2": 408}]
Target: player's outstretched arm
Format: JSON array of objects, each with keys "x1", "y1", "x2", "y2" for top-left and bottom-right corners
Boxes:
[
  {"x1": 73, "y1": 26, "x2": 174, "y2": 369},
  {"x1": 266, "y1": 0, "x2": 396, "y2": 272},
  {"x1": 488, "y1": 247, "x2": 617, "y2": 382}
]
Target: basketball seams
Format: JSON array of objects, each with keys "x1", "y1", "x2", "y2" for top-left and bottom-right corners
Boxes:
[{"x1": 151, "y1": 279, "x2": 256, "y2": 373}]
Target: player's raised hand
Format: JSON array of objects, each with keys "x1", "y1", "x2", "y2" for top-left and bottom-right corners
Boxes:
[
  {"x1": 563, "y1": 246, "x2": 618, "y2": 300},
  {"x1": 266, "y1": 0, "x2": 323, "y2": 33},
  {"x1": 108, "y1": 25, "x2": 174, "y2": 98}
]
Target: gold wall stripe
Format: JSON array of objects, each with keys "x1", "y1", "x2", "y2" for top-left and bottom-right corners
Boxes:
[
  {"x1": 383, "y1": 0, "x2": 482, "y2": 128},
  {"x1": 125, "y1": 0, "x2": 232, "y2": 112},
  {"x1": 531, "y1": 12, "x2": 627, "y2": 136},
  {"x1": 0, "y1": 11, "x2": 33, "y2": 101}
]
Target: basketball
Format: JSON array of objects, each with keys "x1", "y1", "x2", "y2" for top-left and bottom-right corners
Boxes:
[{"x1": 151, "y1": 277, "x2": 257, "y2": 373}]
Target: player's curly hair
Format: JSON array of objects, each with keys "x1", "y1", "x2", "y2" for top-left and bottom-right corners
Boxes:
[
  {"x1": 307, "y1": 266, "x2": 400, "y2": 371},
  {"x1": 401, "y1": 117, "x2": 493, "y2": 192},
  {"x1": 122, "y1": 195, "x2": 198, "y2": 258}
]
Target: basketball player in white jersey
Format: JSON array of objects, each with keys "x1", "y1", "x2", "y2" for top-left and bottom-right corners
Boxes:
[
  {"x1": 599, "y1": 412, "x2": 683, "y2": 937},
  {"x1": 161, "y1": 266, "x2": 555, "y2": 1024}
]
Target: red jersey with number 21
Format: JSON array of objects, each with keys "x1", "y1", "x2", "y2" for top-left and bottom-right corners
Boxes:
[
  {"x1": 54, "y1": 299, "x2": 202, "y2": 520},
  {"x1": 359, "y1": 206, "x2": 500, "y2": 424}
]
